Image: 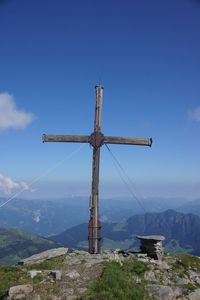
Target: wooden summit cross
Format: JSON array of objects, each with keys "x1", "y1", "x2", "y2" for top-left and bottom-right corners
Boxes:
[{"x1": 43, "y1": 85, "x2": 152, "y2": 254}]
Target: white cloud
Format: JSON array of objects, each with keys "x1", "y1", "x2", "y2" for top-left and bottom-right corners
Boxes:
[
  {"x1": 189, "y1": 106, "x2": 200, "y2": 122},
  {"x1": 0, "y1": 173, "x2": 30, "y2": 195},
  {"x1": 0, "y1": 93, "x2": 35, "y2": 130}
]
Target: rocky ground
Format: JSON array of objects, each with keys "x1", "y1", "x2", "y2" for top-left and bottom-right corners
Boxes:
[{"x1": 1, "y1": 248, "x2": 200, "y2": 299}]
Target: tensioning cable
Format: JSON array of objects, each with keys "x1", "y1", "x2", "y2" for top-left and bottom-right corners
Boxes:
[
  {"x1": 104, "y1": 143, "x2": 146, "y2": 213},
  {"x1": 0, "y1": 144, "x2": 86, "y2": 209}
]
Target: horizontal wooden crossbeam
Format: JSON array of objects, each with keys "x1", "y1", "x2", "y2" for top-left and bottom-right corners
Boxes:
[
  {"x1": 43, "y1": 134, "x2": 152, "y2": 147},
  {"x1": 104, "y1": 136, "x2": 152, "y2": 146},
  {"x1": 42, "y1": 134, "x2": 89, "y2": 143}
]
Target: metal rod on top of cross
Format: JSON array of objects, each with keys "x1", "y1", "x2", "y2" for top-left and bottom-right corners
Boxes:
[{"x1": 42, "y1": 85, "x2": 152, "y2": 254}]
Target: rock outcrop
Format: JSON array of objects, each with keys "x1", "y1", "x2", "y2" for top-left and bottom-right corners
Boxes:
[
  {"x1": 18, "y1": 247, "x2": 68, "y2": 265},
  {"x1": 2, "y1": 248, "x2": 200, "y2": 299},
  {"x1": 8, "y1": 284, "x2": 33, "y2": 299}
]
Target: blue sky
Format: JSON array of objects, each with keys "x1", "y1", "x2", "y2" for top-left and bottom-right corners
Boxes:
[{"x1": 0, "y1": 0, "x2": 200, "y2": 199}]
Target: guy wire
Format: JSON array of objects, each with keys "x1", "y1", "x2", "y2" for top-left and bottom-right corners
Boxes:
[
  {"x1": 0, "y1": 144, "x2": 86, "y2": 209},
  {"x1": 104, "y1": 143, "x2": 146, "y2": 214}
]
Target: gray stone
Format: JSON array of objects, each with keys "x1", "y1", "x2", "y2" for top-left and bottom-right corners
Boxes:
[
  {"x1": 188, "y1": 288, "x2": 200, "y2": 300},
  {"x1": 176, "y1": 277, "x2": 190, "y2": 285},
  {"x1": 144, "y1": 271, "x2": 157, "y2": 282},
  {"x1": 105, "y1": 252, "x2": 124, "y2": 265},
  {"x1": 28, "y1": 270, "x2": 42, "y2": 279},
  {"x1": 113, "y1": 248, "x2": 121, "y2": 254},
  {"x1": 138, "y1": 258, "x2": 149, "y2": 263},
  {"x1": 62, "y1": 288, "x2": 74, "y2": 296},
  {"x1": 83, "y1": 257, "x2": 104, "y2": 266},
  {"x1": 151, "y1": 260, "x2": 170, "y2": 270},
  {"x1": 64, "y1": 257, "x2": 82, "y2": 265},
  {"x1": 160, "y1": 274, "x2": 172, "y2": 286},
  {"x1": 84, "y1": 262, "x2": 93, "y2": 268},
  {"x1": 137, "y1": 235, "x2": 165, "y2": 241},
  {"x1": 73, "y1": 250, "x2": 89, "y2": 255},
  {"x1": 50, "y1": 270, "x2": 62, "y2": 280},
  {"x1": 18, "y1": 247, "x2": 68, "y2": 265},
  {"x1": 188, "y1": 270, "x2": 199, "y2": 278},
  {"x1": 13, "y1": 295, "x2": 26, "y2": 300},
  {"x1": 147, "y1": 284, "x2": 174, "y2": 300},
  {"x1": 65, "y1": 270, "x2": 80, "y2": 279},
  {"x1": 32, "y1": 295, "x2": 41, "y2": 300},
  {"x1": 136, "y1": 253, "x2": 148, "y2": 258},
  {"x1": 9, "y1": 284, "x2": 33, "y2": 299},
  {"x1": 188, "y1": 270, "x2": 200, "y2": 284},
  {"x1": 172, "y1": 287, "x2": 185, "y2": 298},
  {"x1": 77, "y1": 288, "x2": 87, "y2": 294}
]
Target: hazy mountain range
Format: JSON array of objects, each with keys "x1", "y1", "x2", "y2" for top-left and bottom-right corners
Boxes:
[
  {"x1": 0, "y1": 196, "x2": 199, "y2": 236},
  {"x1": 1, "y1": 209, "x2": 200, "y2": 265},
  {"x1": 52, "y1": 210, "x2": 200, "y2": 256}
]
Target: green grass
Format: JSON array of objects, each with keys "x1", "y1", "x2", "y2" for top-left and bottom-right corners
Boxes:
[
  {"x1": 181, "y1": 283, "x2": 200, "y2": 293},
  {"x1": 26, "y1": 254, "x2": 67, "y2": 270},
  {"x1": 0, "y1": 227, "x2": 59, "y2": 266},
  {"x1": 0, "y1": 266, "x2": 28, "y2": 298},
  {"x1": 84, "y1": 259, "x2": 150, "y2": 300},
  {"x1": 172, "y1": 253, "x2": 200, "y2": 273},
  {"x1": 124, "y1": 259, "x2": 150, "y2": 277},
  {"x1": 0, "y1": 255, "x2": 67, "y2": 298}
]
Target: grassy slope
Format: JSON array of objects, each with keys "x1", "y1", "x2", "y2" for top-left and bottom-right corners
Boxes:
[
  {"x1": 1, "y1": 253, "x2": 200, "y2": 299},
  {"x1": 86, "y1": 260, "x2": 150, "y2": 300},
  {"x1": 0, "y1": 228, "x2": 59, "y2": 265}
]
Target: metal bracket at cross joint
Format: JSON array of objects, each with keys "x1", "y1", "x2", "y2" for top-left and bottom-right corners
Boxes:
[{"x1": 89, "y1": 131, "x2": 105, "y2": 149}]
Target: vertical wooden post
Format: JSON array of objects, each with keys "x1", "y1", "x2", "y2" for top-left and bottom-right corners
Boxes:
[
  {"x1": 88, "y1": 85, "x2": 103, "y2": 254},
  {"x1": 43, "y1": 85, "x2": 152, "y2": 255}
]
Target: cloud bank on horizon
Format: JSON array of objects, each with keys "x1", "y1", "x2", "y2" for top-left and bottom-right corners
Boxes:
[
  {"x1": 0, "y1": 173, "x2": 30, "y2": 195},
  {"x1": 0, "y1": 93, "x2": 35, "y2": 130}
]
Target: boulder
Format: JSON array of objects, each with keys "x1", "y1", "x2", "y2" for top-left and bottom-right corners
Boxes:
[
  {"x1": 147, "y1": 284, "x2": 174, "y2": 300},
  {"x1": 28, "y1": 270, "x2": 42, "y2": 279},
  {"x1": 62, "y1": 288, "x2": 74, "y2": 296},
  {"x1": 144, "y1": 271, "x2": 157, "y2": 282},
  {"x1": 18, "y1": 247, "x2": 68, "y2": 265},
  {"x1": 188, "y1": 270, "x2": 200, "y2": 284},
  {"x1": 65, "y1": 270, "x2": 80, "y2": 279},
  {"x1": 77, "y1": 288, "x2": 87, "y2": 294},
  {"x1": 64, "y1": 257, "x2": 82, "y2": 265},
  {"x1": 188, "y1": 288, "x2": 200, "y2": 300},
  {"x1": 50, "y1": 270, "x2": 62, "y2": 280},
  {"x1": 9, "y1": 284, "x2": 33, "y2": 299}
]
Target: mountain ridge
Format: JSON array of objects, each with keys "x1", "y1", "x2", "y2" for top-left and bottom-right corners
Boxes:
[
  {"x1": 0, "y1": 227, "x2": 60, "y2": 265},
  {"x1": 52, "y1": 209, "x2": 200, "y2": 255},
  {"x1": 0, "y1": 196, "x2": 194, "y2": 236}
]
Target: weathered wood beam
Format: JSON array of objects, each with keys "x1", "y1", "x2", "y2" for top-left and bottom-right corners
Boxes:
[
  {"x1": 42, "y1": 134, "x2": 90, "y2": 143},
  {"x1": 104, "y1": 136, "x2": 152, "y2": 146},
  {"x1": 89, "y1": 85, "x2": 103, "y2": 254}
]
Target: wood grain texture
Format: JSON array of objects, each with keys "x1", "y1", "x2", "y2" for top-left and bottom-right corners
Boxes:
[
  {"x1": 104, "y1": 136, "x2": 152, "y2": 146},
  {"x1": 42, "y1": 134, "x2": 89, "y2": 143}
]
